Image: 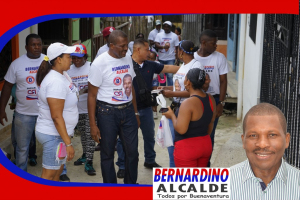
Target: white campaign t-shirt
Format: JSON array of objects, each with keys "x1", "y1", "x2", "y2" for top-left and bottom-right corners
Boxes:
[
  {"x1": 155, "y1": 32, "x2": 179, "y2": 61},
  {"x1": 128, "y1": 41, "x2": 134, "y2": 54},
  {"x1": 89, "y1": 52, "x2": 136, "y2": 104},
  {"x1": 194, "y1": 51, "x2": 228, "y2": 95},
  {"x1": 95, "y1": 44, "x2": 109, "y2": 58},
  {"x1": 4, "y1": 54, "x2": 45, "y2": 115},
  {"x1": 173, "y1": 59, "x2": 204, "y2": 103},
  {"x1": 67, "y1": 61, "x2": 91, "y2": 114},
  {"x1": 148, "y1": 28, "x2": 164, "y2": 41},
  {"x1": 36, "y1": 70, "x2": 79, "y2": 136}
]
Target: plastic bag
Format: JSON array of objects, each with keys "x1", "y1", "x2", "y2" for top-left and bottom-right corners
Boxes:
[{"x1": 156, "y1": 116, "x2": 173, "y2": 148}]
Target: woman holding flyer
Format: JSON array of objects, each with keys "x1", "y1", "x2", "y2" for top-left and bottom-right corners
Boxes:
[
  {"x1": 158, "y1": 40, "x2": 203, "y2": 167},
  {"x1": 163, "y1": 68, "x2": 216, "y2": 167},
  {"x1": 35, "y1": 43, "x2": 78, "y2": 181}
]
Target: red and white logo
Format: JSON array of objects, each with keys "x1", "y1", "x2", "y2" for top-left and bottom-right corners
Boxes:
[
  {"x1": 26, "y1": 76, "x2": 35, "y2": 84},
  {"x1": 113, "y1": 77, "x2": 122, "y2": 86}
]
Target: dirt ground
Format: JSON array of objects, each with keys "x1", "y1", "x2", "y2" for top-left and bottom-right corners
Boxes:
[{"x1": 2, "y1": 103, "x2": 246, "y2": 185}]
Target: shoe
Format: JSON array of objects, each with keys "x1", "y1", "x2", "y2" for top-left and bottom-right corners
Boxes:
[
  {"x1": 153, "y1": 112, "x2": 158, "y2": 119},
  {"x1": 144, "y1": 162, "x2": 161, "y2": 169},
  {"x1": 95, "y1": 143, "x2": 101, "y2": 151},
  {"x1": 74, "y1": 154, "x2": 86, "y2": 165},
  {"x1": 59, "y1": 174, "x2": 70, "y2": 182},
  {"x1": 29, "y1": 158, "x2": 37, "y2": 166},
  {"x1": 117, "y1": 169, "x2": 125, "y2": 179},
  {"x1": 85, "y1": 161, "x2": 96, "y2": 176}
]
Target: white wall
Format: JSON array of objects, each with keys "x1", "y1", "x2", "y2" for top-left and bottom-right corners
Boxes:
[
  {"x1": 18, "y1": 27, "x2": 30, "y2": 56},
  {"x1": 242, "y1": 14, "x2": 265, "y2": 118}
]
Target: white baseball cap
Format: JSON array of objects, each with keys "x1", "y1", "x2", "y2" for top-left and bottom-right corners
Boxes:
[
  {"x1": 163, "y1": 21, "x2": 172, "y2": 27},
  {"x1": 155, "y1": 20, "x2": 161, "y2": 25},
  {"x1": 47, "y1": 42, "x2": 76, "y2": 61}
]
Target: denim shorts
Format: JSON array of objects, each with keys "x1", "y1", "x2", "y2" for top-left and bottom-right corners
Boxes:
[{"x1": 36, "y1": 131, "x2": 67, "y2": 170}]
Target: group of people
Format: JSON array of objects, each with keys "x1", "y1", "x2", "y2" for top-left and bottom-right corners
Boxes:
[{"x1": 1, "y1": 19, "x2": 300, "y2": 198}]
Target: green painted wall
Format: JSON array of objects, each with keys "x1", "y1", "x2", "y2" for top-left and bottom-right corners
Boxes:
[
  {"x1": 72, "y1": 18, "x2": 80, "y2": 41},
  {"x1": 82, "y1": 39, "x2": 92, "y2": 62},
  {"x1": 94, "y1": 18, "x2": 101, "y2": 35}
]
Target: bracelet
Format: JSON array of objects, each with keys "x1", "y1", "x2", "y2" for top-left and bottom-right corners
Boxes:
[
  {"x1": 135, "y1": 112, "x2": 140, "y2": 116},
  {"x1": 66, "y1": 143, "x2": 73, "y2": 147}
]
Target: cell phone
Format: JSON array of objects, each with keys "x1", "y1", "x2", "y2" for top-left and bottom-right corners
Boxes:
[{"x1": 159, "y1": 107, "x2": 169, "y2": 113}]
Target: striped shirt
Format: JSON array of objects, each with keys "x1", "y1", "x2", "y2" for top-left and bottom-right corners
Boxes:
[{"x1": 230, "y1": 159, "x2": 300, "y2": 200}]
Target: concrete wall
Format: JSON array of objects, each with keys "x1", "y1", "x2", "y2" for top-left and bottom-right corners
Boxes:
[{"x1": 241, "y1": 14, "x2": 265, "y2": 118}]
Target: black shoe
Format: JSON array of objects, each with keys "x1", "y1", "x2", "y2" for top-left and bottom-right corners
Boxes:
[
  {"x1": 95, "y1": 143, "x2": 101, "y2": 151},
  {"x1": 85, "y1": 161, "x2": 96, "y2": 176},
  {"x1": 117, "y1": 169, "x2": 125, "y2": 179},
  {"x1": 59, "y1": 174, "x2": 70, "y2": 182},
  {"x1": 29, "y1": 158, "x2": 37, "y2": 166},
  {"x1": 144, "y1": 162, "x2": 161, "y2": 169},
  {"x1": 74, "y1": 154, "x2": 86, "y2": 165}
]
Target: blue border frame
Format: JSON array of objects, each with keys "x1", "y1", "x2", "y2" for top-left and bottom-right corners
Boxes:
[{"x1": 0, "y1": 13, "x2": 169, "y2": 187}]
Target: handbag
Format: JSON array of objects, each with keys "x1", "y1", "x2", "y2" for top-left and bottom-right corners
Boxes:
[
  {"x1": 133, "y1": 59, "x2": 158, "y2": 107},
  {"x1": 170, "y1": 99, "x2": 181, "y2": 113}
]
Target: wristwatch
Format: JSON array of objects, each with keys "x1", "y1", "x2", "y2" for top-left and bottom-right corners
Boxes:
[
  {"x1": 135, "y1": 112, "x2": 140, "y2": 116},
  {"x1": 219, "y1": 101, "x2": 225, "y2": 106}
]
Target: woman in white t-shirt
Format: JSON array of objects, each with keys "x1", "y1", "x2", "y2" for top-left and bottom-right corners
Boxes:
[
  {"x1": 35, "y1": 43, "x2": 78, "y2": 181},
  {"x1": 158, "y1": 40, "x2": 206, "y2": 167},
  {"x1": 67, "y1": 44, "x2": 96, "y2": 176}
]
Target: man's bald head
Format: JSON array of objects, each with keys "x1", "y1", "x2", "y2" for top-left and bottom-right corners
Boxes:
[
  {"x1": 108, "y1": 30, "x2": 128, "y2": 45},
  {"x1": 243, "y1": 103, "x2": 287, "y2": 134}
]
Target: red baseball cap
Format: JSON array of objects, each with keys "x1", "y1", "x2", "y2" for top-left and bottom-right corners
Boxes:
[{"x1": 102, "y1": 26, "x2": 116, "y2": 37}]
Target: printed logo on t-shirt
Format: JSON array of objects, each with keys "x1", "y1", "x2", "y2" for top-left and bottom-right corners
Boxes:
[
  {"x1": 112, "y1": 74, "x2": 132, "y2": 102},
  {"x1": 26, "y1": 76, "x2": 35, "y2": 84},
  {"x1": 112, "y1": 64, "x2": 130, "y2": 74},
  {"x1": 25, "y1": 66, "x2": 39, "y2": 74},
  {"x1": 113, "y1": 77, "x2": 122, "y2": 86},
  {"x1": 204, "y1": 66, "x2": 215, "y2": 73},
  {"x1": 159, "y1": 38, "x2": 172, "y2": 53},
  {"x1": 26, "y1": 87, "x2": 38, "y2": 100}
]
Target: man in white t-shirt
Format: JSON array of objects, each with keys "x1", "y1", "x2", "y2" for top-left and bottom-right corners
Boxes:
[
  {"x1": 0, "y1": 34, "x2": 44, "y2": 171},
  {"x1": 155, "y1": 21, "x2": 179, "y2": 86},
  {"x1": 194, "y1": 29, "x2": 228, "y2": 166},
  {"x1": 95, "y1": 26, "x2": 116, "y2": 58},
  {"x1": 148, "y1": 19, "x2": 164, "y2": 49},
  {"x1": 88, "y1": 30, "x2": 140, "y2": 184}
]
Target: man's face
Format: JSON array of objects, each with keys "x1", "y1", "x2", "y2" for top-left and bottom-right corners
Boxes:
[
  {"x1": 139, "y1": 42, "x2": 150, "y2": 61},
  {"x1": 72, "y1": 56, "x2": 86, "y2": 68},
  {"x1": 111, "y1": 37, "x2": 128, "y2": 58},
  {"x1": 242, "y1": 115, "x2": 290, "y2": 174},
  {"x1": 123, "y1": 76, "x2": 132, "y2": 97},
  {"x1": 25, "y1": 38, "x2": 42, "y2": 59},
  {"x1": 202, "y1": 37, "x2": 217, "y2": 54},
  {"x1": 175, "y1": 80, "x2": 181, "y2": 91},
  {"x1": 156, "y1": 24, "x2": 161, "y2": 31},
  {"x1": 163, "y1": 24, "x2": 171, "y2": 33}
]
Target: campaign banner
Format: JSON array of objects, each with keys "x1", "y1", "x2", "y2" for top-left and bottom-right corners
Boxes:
[{"x1": 153, "y1": 168, "x2": 230, "y2": 200}]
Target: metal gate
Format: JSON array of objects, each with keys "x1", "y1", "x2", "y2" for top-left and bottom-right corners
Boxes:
[{"x1": 260, "y1": 14, "x2": 300, "y2": 168}]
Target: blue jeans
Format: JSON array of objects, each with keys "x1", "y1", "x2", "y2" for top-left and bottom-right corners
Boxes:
[
  {"x1": 207, "y1": 97, "x2": 220, "y2": 167},
  {"x1": 11, "y1": 114, "x2": 37, "y2": 159},
  {"x1": 14, "y1": 111, "x2": 37, "y2": 171},
  {"x1": 61, "y1": 164, "x2": 67, "y2": 175},
  {"x1": 158, "y1": 59, "x2": 175, "y2": 86},
  {"x1": 96, "y1": 101, "x2": 138, "y2": 184},
  {"x1": 117, "y1": 107, "x2": 156, "y2": 169},
  {"x1": 167, "y1": 118, "x2": 176, "y2": 167}
]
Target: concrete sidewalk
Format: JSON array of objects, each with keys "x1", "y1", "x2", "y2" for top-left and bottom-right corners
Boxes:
[{"x1": 1, "y1": 108, "x2": 246, "y2": 184}]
